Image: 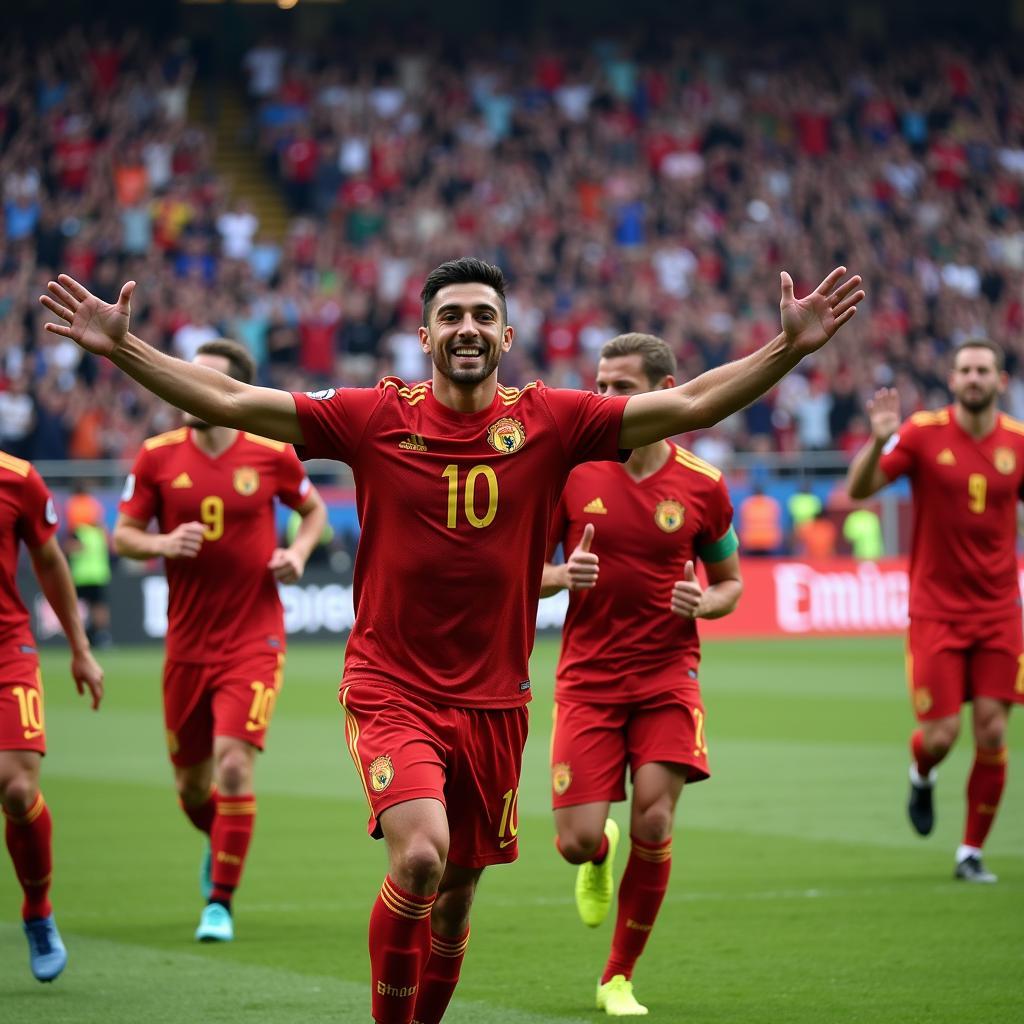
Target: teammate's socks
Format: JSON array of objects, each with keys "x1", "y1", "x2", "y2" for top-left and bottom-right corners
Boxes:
[
  {"x1": 181, "y1": 787, "x2": 217, "y2": 835},
  {"x1": 3, "y1": 792, "x2": 54, "y2": 921},
  {"x1": 369, "y1": 875, "x2": 435, "y2": 1024},
  {"x1": 601, "y1": 836, "x2": 672, "y2": 984},
  {"x1": 410, "y1": 928, "x2": 470, "y2": 1024},
  {"x1": 209, "y1": 793, "x2": 256, "y2": 904},
  {"x1": 910, "y1": 728, "x2": 944, "y2": 779},
  {"x1": 963, "y1": 746, "x2": 1007, "y2": 848}
]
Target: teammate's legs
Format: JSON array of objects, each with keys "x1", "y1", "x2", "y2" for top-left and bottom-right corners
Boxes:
[
  {"x1": 206, "y1": 736, "x2": 258, "y2": 912},
  {"x1": 554, "y1": 801, "x2": 613, "y2": 864}
]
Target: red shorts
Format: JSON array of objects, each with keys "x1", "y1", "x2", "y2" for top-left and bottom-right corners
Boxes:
[
  {"x1": 550, "y1": 686, "x2": 710, "y2": 810},
  {"x1": 0, "y1": 650, "x2": 46, "y2": 754},
  {"x1": 163, "y1": 651, "x2": 285, "y2": 767},
  {"x1": 340, "y1": 682, "x2": 529, "y2": 869},
  {"x1": 907, "y1": 615, "x2": 1024, "y2": 720}
]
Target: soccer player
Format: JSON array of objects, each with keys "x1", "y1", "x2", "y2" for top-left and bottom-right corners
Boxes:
[
  {"x1": 541, "y1": 334, "x2": 742, "y2": 1016},
  {"x1": 1, "y1": 451, "x2": 104, "y2": 981},
  {"x1": 41, "y1": 258, "x2": 861, "y2": 1023},
  {"x1": 847, "y1": 339, "x2": 1024, "y2": 883},
  {"x1": 111, "y1": 338, "x2": 327, "y2": 942}
]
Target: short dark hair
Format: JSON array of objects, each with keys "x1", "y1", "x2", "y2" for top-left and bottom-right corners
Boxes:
[
  {"x1": 600, "y1": 333, "x2": 677, "y2": 386},
  {"x1": 420, "y1": 257, "x2": 507, "y2": 325},
  {"x1": 954, "y1": 337, "x2": 1004, "y2": 372},
  {"x1": 196, "y1": 338, "x2": 257, "y2": 385}
]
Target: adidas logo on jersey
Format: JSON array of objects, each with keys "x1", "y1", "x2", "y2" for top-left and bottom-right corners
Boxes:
[
  {"x1": 583, "y1": 497, "x2": 608, "y2": 515},
  {"x1": 171, "y1": 472, "x2": 194, "y2": 488},
  {"x1": 398, "y1": 434, "x2": 428, "y2": 452},
  {"x1": 936, "y1": 449, "x2": 956, "y2": 466}
]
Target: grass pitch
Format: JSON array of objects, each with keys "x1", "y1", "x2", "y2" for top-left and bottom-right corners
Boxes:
[{"x1": 2, "y1": 637, "x2": 1022, "y2": 1023}]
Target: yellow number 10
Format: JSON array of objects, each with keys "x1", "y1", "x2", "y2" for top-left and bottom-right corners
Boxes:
[
  {"x1": 967, "y1": 474, "x2": 987, "y2": 515},
  {"x1": 442, "y1": 464, "x2": 499, "y2": 529},
  {"x1": 200, "y1": 495, "x2": 224, "y2": 540}
]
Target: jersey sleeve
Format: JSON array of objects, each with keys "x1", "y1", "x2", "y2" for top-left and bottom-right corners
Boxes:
[
  {"x1": 274, "y1": 446, "x2": 314, "y2": 510},
  {"x1": 119, "y1": 448, "x2": 161, "y2": 524},
  {"x1": 878, "y1": 419, "x2": 918, "y2": 481},
  {"x1": 17, "y1": 467, "x2": 59, "y2": 550},
  {"x1": 543, "y1": 388, "x2": 630, "y2": 467},
  {"x1": 695, "y1": 477, "x2": 739, "y2": 564},
  {"x1": 291, "y1": 387, "x2": 382, "y2": 463}
]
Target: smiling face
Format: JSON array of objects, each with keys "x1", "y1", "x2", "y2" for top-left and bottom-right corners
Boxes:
[
  {"x1": 419, "y1": 282, "x2": 514, "y2": 386},
  {"x1": 949, "y1": 344, "x2": 1006, "y2": 414}
]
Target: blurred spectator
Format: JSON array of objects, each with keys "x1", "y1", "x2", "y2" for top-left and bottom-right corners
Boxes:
[
  {"x1": 738, "y1": 485, "x2": 784, "y2": 556},
  {"x1": 843, "y1": 507, "x2": 885, "y2": 560}
]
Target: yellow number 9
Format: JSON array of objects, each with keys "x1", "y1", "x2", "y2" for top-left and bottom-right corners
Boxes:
[
  {"x1": 200, "y1": 495, "x2": 224, "y2": 541},
  {"x1": 967, "y1": 474, "x2": 987, "y2": 515}
]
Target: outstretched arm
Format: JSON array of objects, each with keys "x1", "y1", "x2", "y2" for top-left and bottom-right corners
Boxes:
[
  {"x1": 619, "y1": 268, "x2": 864, "y2": 449},
  {"x1": 847, "y1": 388, "x2": 900, "y2": 499},
  {"x1": 40, "y1": 276, "x2": 304, "y2": 444}
]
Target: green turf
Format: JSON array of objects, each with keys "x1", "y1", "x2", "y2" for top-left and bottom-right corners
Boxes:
[{"x1": 2, "y1": 637, "x2": 1022, "y2": 1022}]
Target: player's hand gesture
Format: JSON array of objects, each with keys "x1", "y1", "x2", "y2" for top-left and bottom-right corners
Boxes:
[
  {"x1": 268, "y1": 547, "x2": 306, "y2": 584},
  {"x1": 564, "y1": 523, "x2": 599, "y2": 590},
  {"x1": 866, "y1": 388, "x2": 901, "y2": 443},
  {"x1": 779, "y1": 267, "x2": 864, "y2": 357},
  {"x1": 161, "y1": 522, "x2": 205, "y2": 559},
  {"x1": 71, "y1": 648, "x2": 104, "y2": 710},
  {"x1": 670, "y1": 561, "x2": 703, "y2": 619},
  {"x1": 39, "y1": 274, "x2": 136, "y2": 358}
]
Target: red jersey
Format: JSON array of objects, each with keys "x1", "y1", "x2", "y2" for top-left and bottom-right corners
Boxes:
[
  {"x1": 292, "y1": 379, "x2": 628, "y2": 708},
  {"x1": 550, "y1": 444, "x2": 737, "y2": 702},
  {"x1": 119, "y1": 429, "x2": 311, "y2": 662},
  {"x1": 0, "y1": 452, "x2": 58, "y2": 653},
  {"x1": 879, "y1": 407, "x2": 1024, "y2": 620}
]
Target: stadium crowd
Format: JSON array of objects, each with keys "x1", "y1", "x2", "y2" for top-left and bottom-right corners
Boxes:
[{"x1": 3, "y1": 29, "x2": 1024, "y2": 466}]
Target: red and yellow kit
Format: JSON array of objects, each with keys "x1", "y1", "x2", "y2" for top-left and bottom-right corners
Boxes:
[
  {"x1": 0, "y1": 451, "x2": 59, "y2": 753},
  {"x1": 548, "y1": 444, "x2": 738, "y2": 805},
  {"x1": 879, "y1": 408, "x2": 1024, "y2": 717}
]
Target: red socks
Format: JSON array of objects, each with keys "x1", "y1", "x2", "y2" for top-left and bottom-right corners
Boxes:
[
  {"x1": 964, "y1": 747, "x2": 1008, "y2": 848},
  {"x1": 370, "y1": 875, "x2": 436, "y2": 1024},
  {"x1": 4, "y1": 792, "x2": 53, "y2": 921},
  {"x1": 602, "y1": 836, "x2": 672, "y2": 984},
  {"x1": 411, "y1": 928, "x2": 470, "y2": 1024},
  {"x1": 210, "y1": 793, "x2": 256, "y2": 905},
  {"x1": 910, "y1": 728, "x2": 944, "y2": 778},
  {"x1": 180, "y1": 788, "x2": 216, "y2": 835}
]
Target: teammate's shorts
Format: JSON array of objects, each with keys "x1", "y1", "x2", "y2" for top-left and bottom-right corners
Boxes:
[
  {"x1": 340, "y1": 682, "x2": 529, "y2": 868},
  {"x1": 550, "y1": 685, "x2": 710, "y2": 809},
  {"x1": 163, "y1": 651, "x2": 285, "y2": 766},
  {"x1": 907, "y1": 615, "x2": 1024, "y2": 721},
  {"x1": 0, "y1": 649, "x2": 46, "y2": 754}
]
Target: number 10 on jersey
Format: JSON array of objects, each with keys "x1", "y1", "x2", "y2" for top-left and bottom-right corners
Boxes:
[{"x1": 443, "y1": 464, "x2": 498, "y2": 529}]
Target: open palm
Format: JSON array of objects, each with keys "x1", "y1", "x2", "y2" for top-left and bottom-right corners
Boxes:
[
  {"x1": 39, "y1": 275, "x2": 136, "y2": 358},
  {"x1": 780, "y1": 267, "x2": 864, "y2": 357},
  {"x1": 866, "y1": 388, "x2": 901, "y2": 441}
]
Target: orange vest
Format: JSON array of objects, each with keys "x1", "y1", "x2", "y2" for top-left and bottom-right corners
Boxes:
[{"x1": 739, "y1": 494, "x2": 782, "y2": 551}]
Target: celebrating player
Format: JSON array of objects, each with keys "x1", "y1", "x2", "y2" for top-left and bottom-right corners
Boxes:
[
  {"x1": 41, "y1": 258, "x2": 861, "y2": 1023},
  {"x1": 847, "y1": 339, "x2": 1023, "y2": 883},
  {"x1": 112, "y1": 339, "x2": 327, "y2": 942},
  {"x1": 541, "y1": 334, "x2": 742, "y2": 1016},
  {"x1": 1, "y1": 452, "x2": 104, "y2": 981}
]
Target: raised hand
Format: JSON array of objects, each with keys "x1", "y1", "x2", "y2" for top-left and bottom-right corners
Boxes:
[
  {"x1": 268, "y1": 547, "x2": 306, "y2": 584},
  {"x1": 161, "y1": 522, "x2": 205, "y2": 559},
  {"x1": 564, "y1": 522, "x2": 599, "y2": 590},
  {"x1": 39, "y1": 274, "x2": 136, "y2": 358},
  {"x1": 71, "y1": 648, "x2": 104, "y2": 710},
  {"x1": 866, "y1": 388, "x2": 901, "y2": 442},
  {"x1": 670, "y1": 560, "x2": 703, "y2": 619},
  {"x1": 780, "y1": 267, "x2": 864, "y2": 357}
]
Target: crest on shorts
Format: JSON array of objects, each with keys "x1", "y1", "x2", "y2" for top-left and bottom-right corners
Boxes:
[
  {"x1": 913, "y1": 689, "x2": 933, "y2": 716},
  {"x1": 654, "y1": 500, "x2": 685, "y2": 533},
  {"x1": 166, "y1": 730, "x2": 179, "y2": 756},
  {"x1": 487, "y1": 417, "x2": 526, "y2": 455},
  {"x1": 369, "y1": 755, "x2": 395, "y2": 793},
  {"x1": 233, "y1": 467, "x2": 259, "y2": 496},
  {"x1": 994, "y1": 447, "x2": 1016, "y2": 475},
  {"x1": 552, "y1": 762, "x2": 572, "y2": 796}
]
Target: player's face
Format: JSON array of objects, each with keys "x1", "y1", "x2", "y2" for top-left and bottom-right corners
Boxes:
[
  {"x1": 183, "y1": 354, "x2": 232, "y2": 429},
  {"x1": 419, "y1": 283, "x2": 513, "y2": 385},
  {"x1": 596, "y1": 355, "x2": 673, "y2": 397},
  {"x1": 949, "y1": 348, "x2": 1005, "y2": 414}
]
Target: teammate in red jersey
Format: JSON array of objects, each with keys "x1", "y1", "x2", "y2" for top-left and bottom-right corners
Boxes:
[
  {"x1": 848, "y1": 339, "x2": 1024, "y2": 883},
  {"x1": 41, "y1": 258, "x2": 862, "y2": 1023},
  {"x1": 112, "y1": 339, "x2": 327, "y2": 942},
  {"x1": 1, "y1": 452, "x2": 104, "y2": 982},
  {"x1": 540, "y1": 334, "x2": 742, "y2": 1016}
]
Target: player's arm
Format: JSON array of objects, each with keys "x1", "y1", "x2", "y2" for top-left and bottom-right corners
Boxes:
[
  {"x1": 540, "y1": 523, "x2": 598, "y2": 597},
  {"x1": 112, "y1": 513, "x2": 205, "y2": 561},
  {"x1": 670, "y1": 552, "x2": 742, "y2": 620},
  {"x1": 268, "y1": 489, "x2": 328, "y2": 584},
  {"x1": 40, "y1": 276, "x2": 304, "y2": 444},
  {"x1": 27, "y1": 536, "x2": 104, "y2": 709},
  {"x1": 846, "y1": 388, "x2": 901, "y2": 499},
  {"x1": 619, "y1": 268, "x2": 864, "y2": 448}
]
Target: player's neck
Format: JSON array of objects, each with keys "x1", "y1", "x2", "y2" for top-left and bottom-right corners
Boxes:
[
  {"x1": 431, "y1": 370, "x2": 497, "y2": 414},
  {"x1": 624, "y1": 440, "x2": 671, "y2": 481},
  {"x1": 954, "y1": 402, "x2": 998, "y2": 440},
  {"x1": 190, "y1": 425, "x2": 239, "y2": 456}
]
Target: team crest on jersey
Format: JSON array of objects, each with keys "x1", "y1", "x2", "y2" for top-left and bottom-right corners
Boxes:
[
  {"x1": 654, "y1": 500, "x2": 685, "y2": 533},
  {"x1": 233, "y1": 467, "x2": 260, "y2": 496},
  {"x1": 487, "y1": 417, "x2": 526, "y2": 455},
  {"x1": 913, "y1": 688, "x2": 933, "y2": 716},
  {"x1": 994, "y1": 447, "x2": 1016, "y2": 475},
  {"x1": 368, "y1": 755, "x2": 395, "y2": 793},
  {"x1": 552, "y1": 762, "x2": 572, "y2": 796}
]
